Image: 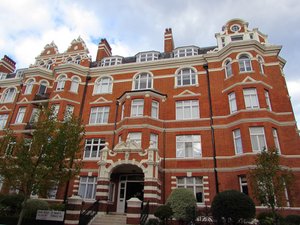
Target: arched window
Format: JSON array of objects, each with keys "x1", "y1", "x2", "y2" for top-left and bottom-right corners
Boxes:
[
  {"x1": 176, "y1": 68, "x2": 197, "y2": 86},
  {"x1": 70, "y1": 77, "x2": 80, "y2": 93},
  {"x1": 46, "y1": 60, "x2": 53, "y2": 70},
  {"x1": 133, "y1": 73, "x2": 152, "y2": 90},
  {"x1": 56, "y1": 75, "x2": 67, "y2": 91},
  {"x1": 24, "y1": 79, "x2": 34, "y2": 94},
  {"x1": 94, "y1": 77, "x2": 112, "y2": 94},
  {"x1": 75, "y1": 56, "x2": 81, "y2": 64},
  {"x1": 2, "y1": 88, "x2": 16, "y2": 103},
  {"x1": 258, "y1": 56, "x2": 264, "y2": 74},
  {"x1": 38, "y1": 81, "x2": 48, "y2": 95},
  {"x1": 225, "y1": 59, "x2": 233, "y2": 78},
  {"x1": 238, "y1": 54, "x2": 252, "y2": 72},
  {"x1": 66, "y1": 57, "x2": 73, "y2": 63}
]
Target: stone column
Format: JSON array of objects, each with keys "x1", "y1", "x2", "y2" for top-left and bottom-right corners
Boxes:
[
  {"x1": 126, "y1": 197, "x2": 142, "y2": 225},
  {"x1": 64, "y1": 195, "x2": 82, "y2": 225}
]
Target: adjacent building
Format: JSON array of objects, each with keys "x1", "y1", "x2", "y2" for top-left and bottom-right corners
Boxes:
[{"x1": 0, "y1": 19, "x2": 299, "y2": 215}]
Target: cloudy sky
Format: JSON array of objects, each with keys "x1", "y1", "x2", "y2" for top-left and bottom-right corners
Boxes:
[{"x1": 0, "y1": 0, "x2": 299, "y2": 128}]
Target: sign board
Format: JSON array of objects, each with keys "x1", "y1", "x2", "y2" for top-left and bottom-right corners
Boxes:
[{"x1": 36, "y1": 210, "x2": 65, "y2": 221}]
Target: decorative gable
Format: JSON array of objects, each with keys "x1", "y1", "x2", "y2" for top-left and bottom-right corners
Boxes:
[
  {"x1": 174, "y1": 89, "x2": 201, "y2": 98},
  {"x1": 39, "y1": 41, "x2": 59, "y2": 57},
  {"x1": 90, "y1": 97, "x2": 112, "y2": 105},
  {"x1": 65, "y1": 36, "x2": 89, "y2": 53}
]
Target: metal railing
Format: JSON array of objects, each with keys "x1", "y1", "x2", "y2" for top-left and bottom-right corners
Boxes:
[
  {"x1": 140, "y1": 201, "x2": 150, "y2": 225},
  {"x1": 79, "y1": 200, "x2": 99, "y2": 225}
]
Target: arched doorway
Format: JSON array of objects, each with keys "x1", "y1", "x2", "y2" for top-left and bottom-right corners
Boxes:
[{"x1": 110, "y1": 164, "x2": 144, "y2": 213}]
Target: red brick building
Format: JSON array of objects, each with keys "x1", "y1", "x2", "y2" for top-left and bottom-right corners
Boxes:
[{"x1": 0, "y1": 18, "x2": 299, "y2": 215}]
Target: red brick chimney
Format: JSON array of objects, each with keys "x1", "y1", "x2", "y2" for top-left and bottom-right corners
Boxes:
[
  {"x1": 164, "y1": 28, "x2": 174, "y2": 53},
  {"x1": 96, "y1": 39, "x2": 112, "y2": 61},
  {"x1": 0, "y1": 55, "x2": 16, "y2": 73}
]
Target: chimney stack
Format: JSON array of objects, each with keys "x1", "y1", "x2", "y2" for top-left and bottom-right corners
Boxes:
[
  {"x1": 0, "y1": 55, "x2": 16, "y2": 73},
  {"x1": 164, "y1": 28, "x2": 174, "y2": 53},
  {"x1": 96, "y1": 39, "x2": 112, "y2": 61}
]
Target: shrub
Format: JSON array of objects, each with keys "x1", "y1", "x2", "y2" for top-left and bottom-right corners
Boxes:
[
  {"x1": 211, "y1": 190, "x2": 255, "y2": 225},
  {"x1": 0, "y1": 194, "x2": 24, "y2": 216},
  {"x1": 49, "y1": 203, "x2": 66, "y2": 211},
  {"x1": 145, "y1": 218, "x2": 160, "y2": 225},
  {"x1": 257, "y1": 212, "x2": 284, "y2": 225},
  {"x1": 166, "y1": 188, "x2": 197, "y2": 222},
  {"x1": 24, "y1": 199, "x2": 49, "y2": 218},
  {"x1": 284, "y1": 215, "x2": 300, "y2": 225},
  {"x1": 154, "y1": 204, "x2": 173, "y2": 224}
]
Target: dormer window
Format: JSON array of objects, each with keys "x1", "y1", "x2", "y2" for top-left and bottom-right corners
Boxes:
[
  {"x1": 75, "y1": 56, "x2": 81, "y2": 64},
  {"x1": 136, "y1": 52, "x2": 159, "y2": 62},
  {"x1": 0, "y1": 73, "x2": 7, "y2": 80},
  {"x1": 66, "y1": 57, "x2": 73, "y2": 63},
  {"x1": 101, "y1": 57, "x2": 122, "y2": 67},
  {"x1": 174, "y1": 47, "x2": 199, "y2": 58}
]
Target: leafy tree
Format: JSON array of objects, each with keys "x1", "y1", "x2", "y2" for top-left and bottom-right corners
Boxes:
[
  {"x1": 0, "y1": 108, "x2": 84, "y2": 225},
  {"x1": 211, "y1": 190, "x2": 255, "y2": 225},
  {"x1": 166, "y1": 188, "x2": 197, "y2": 224},
  {"x1": 249, "y1": 148, "x2": 294, "y2": 225},
  {"x1": 154, "y1": 204, "x2": 173, "y2": 225}
]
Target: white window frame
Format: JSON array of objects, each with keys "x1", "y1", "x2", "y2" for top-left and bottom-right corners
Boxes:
[
  {"x1": 136, "y1": 52, "x2": 159, "y2": 62},
  {"x1": 121, "y1": 103, "x2": 125, "y2": 120},
  {"x1": 70, "y1": 77, "x2": 80, "y2": 93},
  {"x1": 225, "y1": 60, "x2": 233, "y2": 78},
  {"x1": 84, "y1": 138, "x2": 106, "y2": 159},
  {"x1": 176, "y1": 100, "x2": 199, "y2": 120},
  {"x1": 0, "y1": 114, "x2": 8, "y2": 129},
  {"x1": 131, "y1": 99, "x2": 144, "y2": 117},
  {"x1": 243, "y1": 88, "x2": 259, "y2": 109},
  {"x1": 228, "y1": 92, "x2": 237, "y2": 114},
  {"x1": 2, "y1": 88, "x2": 16, "y2": 103},
  {"x1": 239, "y1": 55, "x2": 252, "y2": 72},
  {"x1": 64, "y1": 105, "x2": 74, "y2": 121},
  {"x1": 272, "y1": 128, "x2": 281, "y2": 153},
  {"x1": 56, "y1": 75, "x2": 67, "y2": 91},
  {"x1": 258, "y1": 56, "x2": 264, "y2": 74},
  {"x1": 176, "y1": 135, "x2": 201, "y2": 158},
  {"x1": 75, "y1": 56, "x2": 81, "y2": 64},
  {"x1": 264, "y1": 90, "x2": 272, "y2": 111},
  {"x1": 239, "y1": 176, "x2": 248, "y2": 195},
  {"x1": 89, "y1": 106, "x2": 109, "y2": 124},
  {"x1": 174, "y1": 47, "x2": 198, "y2": 58},
  {"x1": 94, "y1": 77, "x2": 113, "y2": 94},
  {"x1": 29, "y1": 108, "x2": 40, "y2": 124},
  {"x1": 249, "y1": 127, "x2": 267, "y2": 152},
  {"x1": 51, "y1": 104, "x2": 60, "y2": 119},
  {"x1": 78, "y1": 176, "x2": 97, "y2": 200},
  {"x1": 233, "y1": 129, "x2": 243, "y2": 154},
  {"x1": 151, "y1": 100, "x2": 159, "y2": 119},
  {"x1": 38, "y1": 81, "x2": 48, "y2": 95},
  {"x1": 15, "y1": 107, "x2": 26, "y2": 124},
  {"x1": 176, "y1": 68, "x2": 197, "y2": 87},
  {"x1": 128, "y1": 132, "x2": 142, "y2": 148},
  {"x1": 24, "y1": 79, "x2": 34, "y2": 94},
  {"x1": 101, "y1": 57, "x2": 122, "y2": 67},
  {"x1": 150, "y1": 133, "x2": 158, "y2": 148},
  {"x1": 177, "y1": 177, "x2": 204, "y2": 203},
  {"x1": 133, "y1": 73, "x2": 153, "y2": 90}
]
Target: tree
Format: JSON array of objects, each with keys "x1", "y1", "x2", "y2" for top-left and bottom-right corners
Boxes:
[
  {"x1": 211, "y1": 190, "x2": 255, "y2": 225},
  {"x1": 166, "y1": 188, "x2": 197, "y2": 224},
  {"x1": 249, "y1": 148, "x2": 294, "y2": 225},
  {"x1": 0, "y1": 108, "x2": 84, "y2": 225}
]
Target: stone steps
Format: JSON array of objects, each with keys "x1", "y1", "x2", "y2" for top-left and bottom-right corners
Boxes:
[{"x1": 90, "y1": 213, "x2": 127, "y2": 225}]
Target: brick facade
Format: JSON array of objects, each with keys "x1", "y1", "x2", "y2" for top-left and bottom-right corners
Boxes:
[{"x1": 0, "y1": 19, "x2": 299, "y2": 215}]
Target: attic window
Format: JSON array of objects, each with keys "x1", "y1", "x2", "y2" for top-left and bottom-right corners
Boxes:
[
  {"x1": 231, "y1": 35, "x2": 243, "y2": 41},
  {"x1": 101, "y1": 57, "x2": 122, "y2": 67},
  {"x1": 174, "y1": 47, "x2": 199, "y2": 58},
  {"x1": 136, "y1": 52, "x2": 159, "y2": 62}
]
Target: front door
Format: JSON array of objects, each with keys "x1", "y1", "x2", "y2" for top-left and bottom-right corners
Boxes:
[
  {"x1": 117, "y1": 181, "x2": 126, "y2": 213},
  {"x1": 116, "y1": 176, "x2": 144, "y2": 213}
]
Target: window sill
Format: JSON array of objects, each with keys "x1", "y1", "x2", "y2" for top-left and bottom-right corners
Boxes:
[{"x1": 174, "y1": 84, "x2": 199, "y2": 89}]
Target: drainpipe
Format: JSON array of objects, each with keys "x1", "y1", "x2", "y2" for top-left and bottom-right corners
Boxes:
[
  {"x1": 63, "y1": 72, "x2": 91, "y2": 204},
  {"x1": 203, "y1": 63, "x2": 219, "y2": 194}
]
